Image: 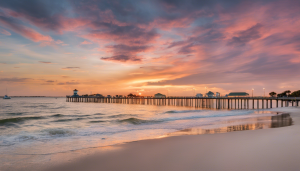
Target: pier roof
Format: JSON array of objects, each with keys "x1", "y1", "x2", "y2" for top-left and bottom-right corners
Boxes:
[{"x1": 228, "y1": 92, "x2": 249, "y2": 96}]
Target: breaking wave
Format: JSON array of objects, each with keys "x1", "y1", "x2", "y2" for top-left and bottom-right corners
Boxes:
[
  {"x1": 107, "y1": 114, "x2": 137, "y2": 118},
  {"x1": 89, "y1": 120, "x2": 106, "y2": 123},
  {"x1": 165, "y1": 110, "x2": 206, "y2": 113},
  {"x1": 0, "y1": 116, "x2": 45, "y2": 125},
  {"x1": 44, "y1": 129, "x2": 75, "y2": 136},
  {"x1": 118, "y1": 117, "x2": 162, "y2": 125}
]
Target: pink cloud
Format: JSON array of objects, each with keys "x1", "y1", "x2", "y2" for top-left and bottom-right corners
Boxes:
[
  {"x1": 14, "y1": 26, "x2": 53, "y2": 42},
  {"x1": 58, "y1": 17, "x2": 90, "y2": 33},
  {"x1": 55, "y1": 40, "x2": 63, "y2": 44},
  {"x1": 0, "y1": 28, "x2": 11, "y2": 36},
  {"x1": 0, "y1": 17, "x2": 52, "y2": 42},
  {"x1": 80, "y1": 40, "x2": 92, "y2": 45}
]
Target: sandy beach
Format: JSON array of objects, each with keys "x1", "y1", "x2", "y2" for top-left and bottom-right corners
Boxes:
[
  {"x1": 38, "y1": 107, "x2": 300, "y2": 171},
  {"x1": 2, "y1": 0, "x2": 300, "y2": 170}
]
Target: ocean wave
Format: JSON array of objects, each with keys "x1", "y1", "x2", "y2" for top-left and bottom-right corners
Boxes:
[
  {"x1": 51, "y1": 114, "x2": 64, "y2": 117},
  {"x1": 52, "y1": 119, "x2": 73, "y2": 122},
  {"x1": 162, "y1": 111, "x2": 255, "y2": 122},
  {"x1": 107, "y1": 114, "x2": 137, "y2": 118},
  {"x1": 6, "y1": 112, "x2": 24, "y2": 115},
  {"x1": 89, "y1": 120, "x2": 106, "y2": 123},
  {"x1": 0, "y1": 140, "x2": 15, "y2": 146},
  {"x1": 0, "y1": 116, "x2": 45, "y2": 125},
  {"x1": 44, "y1": 129, "x2": 75, "y2": 136},
  {"x1": 118, "y1": 117, "x2": 162, "y2": 125},
  {"x1": 16, "y1": 135, "x2": 37, "y2": 142},
  {"x1": 93, "y1": 117, "x2": 104, "y2": 119},
  {"x1": 77, "y1": 115, "x2": 91, "y2": 117},
  {"x1": 94, "y1": 113, "x2": 105, "y2": 115},
  {"x1": 165, "y1": 110, "x2": 206, "y2": 114},
  {"x1": 23, "y1": 105, "x2": 48, "y2": 108},
  {"x1": 50, "y1": 114, "x2": 90, "y2": 118},
  {"x1": 49, "y1": 106, "x2": 65, "y2": 109}
]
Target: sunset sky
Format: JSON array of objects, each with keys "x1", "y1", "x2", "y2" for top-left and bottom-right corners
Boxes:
[{"x1": 1, "y1": 0, "x2": 300, "y2": 96}]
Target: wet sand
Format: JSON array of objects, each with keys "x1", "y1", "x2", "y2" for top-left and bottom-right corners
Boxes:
[
  {"x1": 3, "y1": 107, "x2": 299, "y2": 171},
  {"x1": 40, "y1": 107, "x2": 300, "y2": 171}
]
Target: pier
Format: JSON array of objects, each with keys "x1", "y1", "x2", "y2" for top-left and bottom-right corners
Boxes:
[{"x1": 66, "y1": 96, "x2": 300, "y2": 110}]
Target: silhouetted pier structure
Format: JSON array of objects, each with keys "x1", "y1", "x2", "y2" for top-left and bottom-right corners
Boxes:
[{"x1": 66, "y1": 96, "x2": 300, "y2": 110}]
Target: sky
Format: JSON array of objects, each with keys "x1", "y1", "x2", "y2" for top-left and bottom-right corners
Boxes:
[{"x1": 0, "y1": 0, "x2": 300, "y2": 96}]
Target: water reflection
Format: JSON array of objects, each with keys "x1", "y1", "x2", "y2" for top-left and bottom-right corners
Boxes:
[{"x1": 167, "y1": 113, "x2": 293, "y2": 136}]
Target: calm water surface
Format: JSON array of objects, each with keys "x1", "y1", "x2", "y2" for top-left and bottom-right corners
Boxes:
[{"x1": 0, "y1": 97, "x2": 286, "y2": 169}]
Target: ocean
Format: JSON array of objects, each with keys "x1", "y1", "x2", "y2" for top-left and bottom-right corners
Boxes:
[{"x1": 0, "y1": 97, "x2": 291, "y2": 170}]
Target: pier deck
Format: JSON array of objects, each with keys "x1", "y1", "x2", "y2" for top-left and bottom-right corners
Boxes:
[{"x1": 66, "y1": 96, "x2": 300, "y2": 110}]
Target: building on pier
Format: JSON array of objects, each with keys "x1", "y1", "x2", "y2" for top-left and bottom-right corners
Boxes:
[
  {"x1": 95, "y1": 94, "x2": 104, "y2": 98},
  {"x1": 206, "y1": 91, "x2": 215, "y2": 98},
  {"x1": 196, "y1": 93, "x2": 203, "y2": 97},
  {"x1": 154, "y1": 93, "x2": 166, "y2": 98},
  {"x1": 71, "y1": 89, "x2": 79, "y2": 97},
  {"x1": 228, "y1": 92, "x2": 249, "y2": 97}
]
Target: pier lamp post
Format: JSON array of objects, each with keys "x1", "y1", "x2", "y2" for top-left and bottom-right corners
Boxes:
[
  {"x1": 193, "y1": 88, "x2": 195, "y2": 96},
  {"x1": 252, "y1": 89, "x2": 254, "y2": 97},
  {"x1": 205, "y1": 87, "x2": 207, "y2": 95},
  {"x1": 263, "y1": 88, "x2": 265, "y2": 97}
]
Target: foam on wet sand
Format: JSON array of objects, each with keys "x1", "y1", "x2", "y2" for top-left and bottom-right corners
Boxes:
[{"x1": 37, "y1": 107, "x2": 300, "y2": 171}]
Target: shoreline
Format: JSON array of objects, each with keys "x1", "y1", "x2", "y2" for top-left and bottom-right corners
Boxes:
[
  {"x1": 41, "y1": 107, "x2": 300, "y2": 171},
  {"x1": 1, "y1": 107, "x2": 299, "y2": 171}
]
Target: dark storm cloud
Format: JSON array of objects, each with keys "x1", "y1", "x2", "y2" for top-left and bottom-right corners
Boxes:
[
  {"x1": 262, "y1": 33, "x2": 300, "y2": 48},
  {"x1": 101, "y1": 55, "x2": 142, "y2": 62},
  {"x1": 46, "y1": 80, "x2": 55, "y2": 83},
  {"x1": 227, "y1": 23, "x2": 263, "y2": 46},
  {"x1": 86, "y1": 0, "x2": 246, "y2": 25},
  {"x1": 0, "y1": 77, "x2": 31, "y2": 82},
  {"x1": 32, "y1": 0, "x2": 245, "y2": 33},
  {"x1": 65, "y1": 82, "x2": 79, "y2": 85},
  {"x1": 39, "y1": 61, "x2": 53, "y2": 64},
  {"x1": 108, "y1": 44, "x2": 150, "y2": 53},
  {"x1": 56, "y1": 82, "x2": 79, "y2": 85},
  {"x1": 178, "y1": 43, "x2": 195, "y2": 54},
  {"x1": 108, "y1": 25, "x2": 155, "y2": 38},
  {"x1": 87, "y1": 24, "x2": 159, "y2": 45},
  {"x1": 168, "y1": 29, "x2": 225, "y2": 54},
  {"x1": 168, "y1": 41, "x2": 186, "y2": 49},
  {"x1": 100, "y1": 44, "x2": 150, "y2": 63},
  {"x1": 0, "y1": 0, "x2": 68, "y2": 31},
  {"x1": 0, "y1": 0, "x2": 265, "y2": 33},
  {"x1": 0, "y1": 15, "x2": 28, "y2": 33},
  {"x1": 235, "y1": 54, "x2": 300, "y2": 76},
  {"x1": 61, "y1": 67, "x2": 80, "y2": 70}
]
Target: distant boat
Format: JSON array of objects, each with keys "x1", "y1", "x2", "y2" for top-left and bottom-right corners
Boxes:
[
  {"x1": 3, "y1": 95, "x2": 11, "y2": 99},
  {"x1": 3, "y1": 88, "x2": 11, "y2": 99}
]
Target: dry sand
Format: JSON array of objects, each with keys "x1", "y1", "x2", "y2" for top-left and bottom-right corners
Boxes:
[{"x1": 41, "y1": 107, "x2": 300, "y2": 171}]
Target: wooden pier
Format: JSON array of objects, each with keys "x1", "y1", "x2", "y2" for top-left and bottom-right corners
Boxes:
[{"x1": 66, "y1": 96, "x2": 300, "y2": 110}]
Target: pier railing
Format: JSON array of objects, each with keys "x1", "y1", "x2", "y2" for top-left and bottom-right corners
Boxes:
[{"x1": 66, "y1": 96, "x2": 300, "y2": 110}]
